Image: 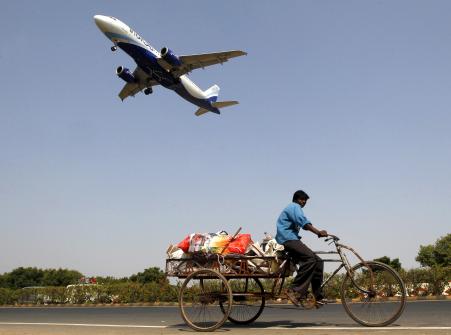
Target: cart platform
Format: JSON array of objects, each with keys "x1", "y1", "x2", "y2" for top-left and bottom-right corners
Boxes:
[{"x1": 165, "y1": 253, "x2": 290, "y2": 279}]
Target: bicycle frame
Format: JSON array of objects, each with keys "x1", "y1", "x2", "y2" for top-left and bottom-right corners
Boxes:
[{"x1": 272, "y1": 237, "x2": 375, "y2": 298}]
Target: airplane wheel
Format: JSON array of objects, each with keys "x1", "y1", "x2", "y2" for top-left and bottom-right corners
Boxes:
[
  {"x1": 111, "y1": 46, "x2": 117, "y2": 52},
  {"x1": 144, "y1": 87, "x2": 153, "y2": 95}
]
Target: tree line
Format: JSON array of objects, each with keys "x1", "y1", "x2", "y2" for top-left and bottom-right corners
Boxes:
[
  {"x1": 0, "y1": 267, "x2": 167, "y2": 290},
  {"x1": 0, "y1": 267, "x2": 171, "y2": 305}
]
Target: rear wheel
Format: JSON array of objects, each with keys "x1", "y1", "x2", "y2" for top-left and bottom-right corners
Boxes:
[
  {"x1": 341, "y1": 261, "x2": 406, "y2": 326},
  {"x1": 179, "y1": 269, "x2": 232, "y2": 331},
  {"x1": 220, "y1": 278, "x2": 265, "y2": 324}
]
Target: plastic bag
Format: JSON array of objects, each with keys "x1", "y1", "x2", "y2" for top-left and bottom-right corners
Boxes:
[
  {"x1": 177, "y1": 232, "x2": 252, "y2": 254},
  {"x1": 177, "y1": 235, "x2": 191, "y2": 253},
  {"x1": 188, "y1": 233, "x2": 208, "y2": 253},
  {"x1": 223, "y1": 234, "x2": 252, "y2": 254},
  {"x1": 209, "y1": 234, "x2": 232, "y2": 253},
  {"x1": 177, "y1": 233, "x2": 228, "y2": 253}
]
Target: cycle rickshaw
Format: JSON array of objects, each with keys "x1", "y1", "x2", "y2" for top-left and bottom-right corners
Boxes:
[{"x1": 165, "y1": 233, "x2": 406, "y2": 331}]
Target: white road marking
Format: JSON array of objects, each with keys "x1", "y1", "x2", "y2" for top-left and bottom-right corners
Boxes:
[
  {"x1": 0, "y1": 323, "x2": 450, "y2": 330},
  {"x1": 251, "y1": 327, "x2": 451, "y2": 330},
  {"x1": 0, "y1": 322, "x2": 166, "y2": 328}
]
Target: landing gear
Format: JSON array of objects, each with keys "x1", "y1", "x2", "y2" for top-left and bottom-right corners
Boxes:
[
  {"x1": 144, "y1": 87, "x2": 153, "y2": 95},
  {"x1": 111, "y1": 45, "x2": 118, "y2": 52}
]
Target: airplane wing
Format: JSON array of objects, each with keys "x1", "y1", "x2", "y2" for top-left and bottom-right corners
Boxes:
[
  {"x1": 118, "y1": 67, "x2": 159, "y2": 101},
  {"x1": 157, "y1": 50, "x2": 247, "y2": 77}
]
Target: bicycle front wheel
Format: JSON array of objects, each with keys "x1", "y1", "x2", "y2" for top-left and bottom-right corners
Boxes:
[{"x1": 341, "y1": 261, "x2": 406, "y2": 327}]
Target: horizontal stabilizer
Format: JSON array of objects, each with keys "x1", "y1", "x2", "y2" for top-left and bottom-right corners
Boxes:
[
  {"x1": 195, "y1": 101, "x2": 239, "y2": 117},
  {"x1": 195, "y1": 107, "x2": 210, "y2": 116},
  {"x1": 212, "y1": 101, "x2": 239, "y2": 109}
]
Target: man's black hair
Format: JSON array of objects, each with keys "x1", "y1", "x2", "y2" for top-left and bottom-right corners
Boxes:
[{"x1": 292, "y1": 190, "x2": 310, "y2": 202}]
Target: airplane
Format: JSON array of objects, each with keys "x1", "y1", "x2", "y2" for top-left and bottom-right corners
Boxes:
[{"x1": 93, "y1": 15, "x2": 247, "y2": 116}]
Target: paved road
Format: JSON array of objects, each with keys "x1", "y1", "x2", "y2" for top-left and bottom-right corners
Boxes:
[{"x1": 0, "y1": 301, "x2": 450, "y2": 334}]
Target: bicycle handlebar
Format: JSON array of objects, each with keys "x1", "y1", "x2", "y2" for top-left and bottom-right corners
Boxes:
[{"x1": 324, "y1": 234, "x2": 340, "y2": 242}]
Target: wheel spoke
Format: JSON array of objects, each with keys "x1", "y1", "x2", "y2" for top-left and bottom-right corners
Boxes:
[
  {"x1": 220, "y1": 278, "x2": 265, "y2": 324},
  {"x1": 340, "y1": 261, "x2": 406, "y2": 327}
]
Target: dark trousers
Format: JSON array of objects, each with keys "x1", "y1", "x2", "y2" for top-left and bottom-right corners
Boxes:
[{"x1": 283, "y1": 239, "x2": 324, "y2": 299}]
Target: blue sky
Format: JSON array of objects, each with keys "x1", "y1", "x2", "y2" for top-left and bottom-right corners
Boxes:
[{"x1": 1, "y1": 1, "x2": 450, "y2": 277}]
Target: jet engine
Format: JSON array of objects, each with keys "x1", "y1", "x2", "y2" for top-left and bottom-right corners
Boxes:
[
  {"x1": 116, "y1": 66, "x2": 136, "y2": 83},
  {"x1": 160, "y1": 47, "x2": 182, "y2": 67}
]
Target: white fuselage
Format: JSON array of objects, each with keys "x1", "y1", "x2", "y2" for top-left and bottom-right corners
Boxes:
[{"x1": 94, "y1": 15, "x2": 217, "y2": 109}]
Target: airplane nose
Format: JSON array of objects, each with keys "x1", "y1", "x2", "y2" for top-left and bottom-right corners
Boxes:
[{"x1": 93, "y1": 15, "x2": 111, "y2": 32}]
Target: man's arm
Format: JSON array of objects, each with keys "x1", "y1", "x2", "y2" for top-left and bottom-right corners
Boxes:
[{"x1": 303, "y1": 223, "x2": 328, "y2": 237}]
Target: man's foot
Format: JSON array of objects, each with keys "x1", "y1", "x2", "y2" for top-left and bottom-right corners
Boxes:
[
  {"x1": 300, "y1": 293, "x2": 316, "y2": 309},
  {"x1": 285, "y1": 289, "x2": 301, "y2": 307},
  {"x1": 315, "y1": 298, "x2": 328, "y2": 309}
]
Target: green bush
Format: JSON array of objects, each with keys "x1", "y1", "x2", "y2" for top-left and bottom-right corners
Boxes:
[
  {"x1": 15, "y1": 287, "x2": 67, "y2": 304},
  {"x1": 0, "y1": 288, "x2": 17, "y2": 305},
  {"x1": 322, "y1": 273, "x2": 346, "y2": 299},
  {"x1": 402, "y1": 267, "x2": 451, "y2": 296}
]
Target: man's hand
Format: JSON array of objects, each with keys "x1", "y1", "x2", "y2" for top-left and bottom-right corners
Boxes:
[
  {"x1": 304, "y1": 224, "x2": 328, "y2": 238},
  {"x1": 317, "y1": 230, "x2": 328, "y2": 238}
]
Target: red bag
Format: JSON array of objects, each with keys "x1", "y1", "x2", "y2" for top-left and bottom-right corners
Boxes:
[
  {"x1": 177, "y1": 235, "x2": 190, "y2": 252},
  {"x1": 224, "y1": 234, "x2": 252, "y2": 254}
]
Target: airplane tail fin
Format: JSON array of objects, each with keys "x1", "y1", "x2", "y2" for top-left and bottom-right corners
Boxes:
[
  {"x1": 195, "y1": 101, "x2": 239, "y2": 117},
  {"x1": 203, "y1": 84, "x2": 220, "y2": 102},
  {"x1": 196, "y1": 84, "x2": 238, "y2": 117}
]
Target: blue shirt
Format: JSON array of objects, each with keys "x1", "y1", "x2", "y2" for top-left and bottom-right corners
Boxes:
[{"x1": 275, "y1": 202, "x2": 311, "y2": 245}]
